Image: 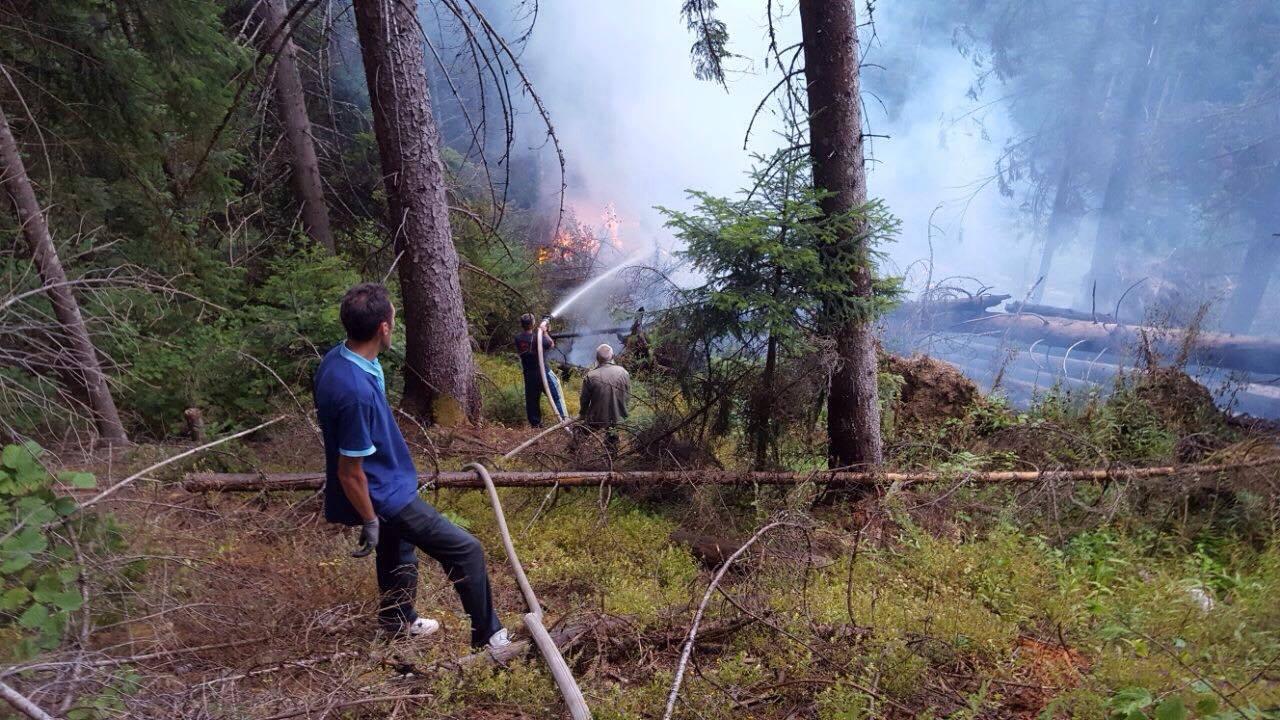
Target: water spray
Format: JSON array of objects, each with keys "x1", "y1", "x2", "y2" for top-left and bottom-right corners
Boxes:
[
  {"x1": 549, "y1": 250, "x2": 648, "y2": 319},
  {"x1": 535, "y1": 250, "x2": 648, "y2": 429}
]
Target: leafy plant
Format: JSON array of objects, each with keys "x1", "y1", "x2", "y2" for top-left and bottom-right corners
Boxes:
[{"x1": 1, "y1": 442, "x2": 103, "y2": 659}]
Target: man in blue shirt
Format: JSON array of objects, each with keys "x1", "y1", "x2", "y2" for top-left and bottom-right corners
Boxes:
[{"x1": 314, "y1": 283, "x2": 508, "y2": 649}]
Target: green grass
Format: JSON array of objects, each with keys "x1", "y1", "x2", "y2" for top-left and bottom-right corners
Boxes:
[{"x1": 415, "y1": 476, "x2": 1280, "y2": 718}]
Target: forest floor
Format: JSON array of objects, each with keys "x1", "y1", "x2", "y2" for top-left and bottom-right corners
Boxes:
[{"x1": 15, "y1": 356, "x2": 1280, "y2": 719}]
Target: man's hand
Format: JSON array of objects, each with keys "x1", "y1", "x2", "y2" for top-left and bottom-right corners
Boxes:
[{"x1": 352, "y1": 517, "x2": 380, "y2": 558}]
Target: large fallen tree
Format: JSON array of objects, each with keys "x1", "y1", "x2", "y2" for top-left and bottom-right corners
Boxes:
[
  {"x1": 1004, "y1": 301, "x2": 1117, "y2": 325},
  {"x1": 922, "y1": 304, "x2": 1280, "y2": 375},
  {"x1": 182, "y1": 457, "x2": 1280, "y2": 493}
]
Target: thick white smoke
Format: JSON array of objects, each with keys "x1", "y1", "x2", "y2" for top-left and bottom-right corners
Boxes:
[{"x1": 516, "y1": 3, "x2": 1026, "y2": 299}]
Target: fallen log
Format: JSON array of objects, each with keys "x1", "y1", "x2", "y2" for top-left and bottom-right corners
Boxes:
[
  {"x1": 183, "y1": 457, "x2": 1280, "y2": 493},
  {"x1": 1005, "y1": 301, "x2": 1116, "y2": 324},
  {"x1": 894, "y1": 293, "x2": 1012, "y2": 320},
  {"x1": 936, "y1": 312, "x2": 1280, "y2": 375}
]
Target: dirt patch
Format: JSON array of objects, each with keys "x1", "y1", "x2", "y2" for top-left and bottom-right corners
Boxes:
[
  {"x1": 883, "y1": 353, "x2": 979, "y2": 429},
  {"x1": 1001, "y1": 635, "x2": 1090, "y2": 717}
]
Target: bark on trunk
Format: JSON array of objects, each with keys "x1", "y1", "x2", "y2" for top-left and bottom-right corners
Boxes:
[
  {"x1": 259, "y1": 0, "x2": 334, "y2": 253},
  {"x1": 1223, "y1": 233, "x2": 1280, "y2": 334},
  {"x1": 1081, "y1": 8, "x2": 1159, "y2": 306},
  {"x1": 751, "y1": 332, "x2": 778, "y2": 469},
  {"x1": 1030, "y1": 0, "x2": 1112, "y2": 303},
  {"x1": 1032, "y1": 165, "x2": 1076, "y2": 303},
  {"x1": 799, "y1": 0, "x2": 883, "y2": 468},
  {"x1": 1005, "y1": 301, "x2": 1117, "y2": 324},
  {"x1": 0, "y1": 103, "x2": 129, "y2": 445},
  {"x1": 352, "y1": 0, "x2": 479, "y2": 424}
]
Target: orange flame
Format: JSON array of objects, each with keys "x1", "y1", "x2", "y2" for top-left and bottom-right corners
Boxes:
[{"x1": 536, "y1": 208, "x2": 605, "y2": 265}]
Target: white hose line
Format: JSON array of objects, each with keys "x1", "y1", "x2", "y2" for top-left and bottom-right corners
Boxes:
[
  {"x1": 501, "y1": 415, "x2": 578, "y2": 463},
  {"x1": 535, "y1": 324, "x2": 568, "y2": 425},
  {"x1": 465, "y1": 462, "x2": 542, "y2": 618},
  {"x1": 524, "y1": 612, "x2": 592, "y2": 720},
  {"x1": 465, "y1": 462, "x2": 591, "y2": 718}
]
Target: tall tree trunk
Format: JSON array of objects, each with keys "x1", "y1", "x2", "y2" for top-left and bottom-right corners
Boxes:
[
  {"x1": 0, "y1": 103, "x2": 129, "y2": 444},
  {"x1": 751, "y1": 331, "x2": 778, "y2": 470},
  {"x1": 1224, "y1": 233, "x2": 1280, "y2": 333},
  {"x1": 1081, "y1": 8, "x2": 1158, "y2": 307},
  {"x1": 799, "y1": 0, "x2": 883, "y2": 468},
  {"x1": 1030, "y1": 0, "x2": 1112, "y2": 303},
  {"x1": 352, "y1": 0, "x2": 479, "y2": 424},
  {"x1": 259, "y1": 0, "x2": 334, "y2": 253}
]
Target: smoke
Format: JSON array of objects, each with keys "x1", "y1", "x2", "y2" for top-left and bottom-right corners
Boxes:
[
  {"x1": 512, "y1": 3, "x2": 1024, "y2": 290},
  {"x1": 494, "y1": 2, "x2": 1039, "y2": 363}
]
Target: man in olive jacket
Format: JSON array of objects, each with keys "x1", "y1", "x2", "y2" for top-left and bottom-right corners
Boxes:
[{"x1": 579, "y1": 343, "x2": 629, "y2": 452}]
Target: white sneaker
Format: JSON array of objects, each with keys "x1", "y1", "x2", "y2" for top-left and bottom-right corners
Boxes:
[
  {"x1": 407, "y1": 617, "x2": 440, "y2": 637},
  {"x1": 487, "y1": 627, "x2": 512, "y2": 650}
]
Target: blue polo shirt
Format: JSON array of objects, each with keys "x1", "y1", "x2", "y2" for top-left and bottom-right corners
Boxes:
[{"x1": 313, "y1": 343, "x2": 419, "y2": 525}]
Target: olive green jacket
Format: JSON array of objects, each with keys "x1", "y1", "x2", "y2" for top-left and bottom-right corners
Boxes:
[{"x1": 579, "y1": 362, "x2": 630, "y2": 426}]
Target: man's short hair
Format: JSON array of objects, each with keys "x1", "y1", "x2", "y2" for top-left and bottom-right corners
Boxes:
[
  {"x1": 520, "y1": 313, "x2": 535, "y2": 329},
  {"x1": 596, "y1": 343, "x2": 614, "y2": 364},
  {"x1": 340, "y1": 283, "x2": 393, "y2": 342}
]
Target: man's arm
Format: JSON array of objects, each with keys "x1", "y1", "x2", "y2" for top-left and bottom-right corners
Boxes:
[
  {"x1": 337, "y1": 454, "x2": 380, "y2": 557},
  {"x1": 337, "y1": 455, "x2": 376, "y2": 522},
  {"x1": 579, "y1": 376, "x2": 592, "y2": 417},
  {"x1": 620, "y1": 372, "x2": 631, "y2": 419}
]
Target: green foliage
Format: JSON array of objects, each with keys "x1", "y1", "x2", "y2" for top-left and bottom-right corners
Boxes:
[
  {"x1": 815, "y1": 684, "x2": 872, "y2": 719},
  {"x1": 116, "y1": 248, "x2": 358, "y2": 435},
  {"x1": 453, "y1": 208, "x2": 550, "y2": 353},
  {"x1": 1, "y1": 443, "x2": 116, "y2": 661},
  {"x1": 0, "y1": 0, "x2": 250, "y2": 251},
  {"x1": 436, "y1": 490, "x2": 697, "y2": 619},
  {"x1": 656, "y1": 150, "x2": 902, "y2": 466},
  {"x1": 660, "y1": 151, "x2": 901, "y2": 349}
]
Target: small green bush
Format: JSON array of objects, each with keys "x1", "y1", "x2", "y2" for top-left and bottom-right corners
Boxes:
[{"x1": 1, "y1": 443, "x2": 117, "y2": 661}]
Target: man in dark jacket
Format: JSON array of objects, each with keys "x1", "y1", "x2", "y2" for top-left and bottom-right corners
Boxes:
[
  {"x1": 579, "y1": 343, "x2": 630, "y2": 453},
  {"x1": 313, "y1": 283, "x2": 510, "y2": 649},
  {"x1": 514, "y1": 313, "x2": 566, "y2": 427}
]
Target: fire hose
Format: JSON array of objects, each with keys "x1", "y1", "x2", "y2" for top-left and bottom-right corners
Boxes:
[
  {"x1": 463, "y1": 415, "x2": 590, "y2": 719},
  {"x1": 535, "y1": 317, "x2": 568, "y2": 427}
]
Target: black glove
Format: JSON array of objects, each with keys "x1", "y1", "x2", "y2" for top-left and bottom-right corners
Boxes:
[{"x1": 352, "y1": 517, "x2": 380, "y2": 558}]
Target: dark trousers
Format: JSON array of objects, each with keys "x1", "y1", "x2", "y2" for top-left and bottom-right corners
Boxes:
[
  {"x1": 375, "y1": 497, "x2": 503, "y2": 647},
  {"x1": 523, "y1": 370, "x2": 566, "y2": 427}
]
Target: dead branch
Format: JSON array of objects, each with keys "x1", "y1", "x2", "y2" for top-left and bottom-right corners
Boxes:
[
  {"x1": 662, "y1": 520, "x2": 794, "y2": 720},
  {"x1": 77, "y1": 416, "x2": 285, "y2": 512},
  {"x1": 0, "y1": 681, "x2": 57, "y2": 720}
]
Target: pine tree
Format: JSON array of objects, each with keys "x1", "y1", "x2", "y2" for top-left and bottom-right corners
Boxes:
[
  {"x1": 352, "y1": 0, "x2": 479, "y2": 423},
  {"x1": 258, "y1": 0, "x2": 334, "y2": 253},
  {"x1": 0, "y1": 102, "x2": 128, "y2": 444},
  {"x1": 798, "y1": 0, "x2": 884, "y2": 468}
]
